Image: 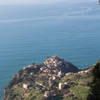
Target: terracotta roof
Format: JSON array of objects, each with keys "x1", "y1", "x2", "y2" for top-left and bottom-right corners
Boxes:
[{"x1": 39, "y1": 73, "x2": 47, "y2": 77}]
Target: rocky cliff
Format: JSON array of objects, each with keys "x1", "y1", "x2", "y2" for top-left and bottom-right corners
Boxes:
[{"x1": 3, "y1": 56, "x2": 93, "y2": 100}]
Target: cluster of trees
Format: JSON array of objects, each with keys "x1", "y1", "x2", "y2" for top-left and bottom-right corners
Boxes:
[{"x1": 87, "y1": 60, "x2": 100, "y2": 100}]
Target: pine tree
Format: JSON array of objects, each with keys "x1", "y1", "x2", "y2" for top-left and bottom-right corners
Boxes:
[{"x1": 87, "y1": 60, "x2": 100, "y2": 100}]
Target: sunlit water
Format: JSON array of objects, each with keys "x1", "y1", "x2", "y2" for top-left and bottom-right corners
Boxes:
[{"x1": 0, "y1": 0, "x2": 100, "y2": 99}]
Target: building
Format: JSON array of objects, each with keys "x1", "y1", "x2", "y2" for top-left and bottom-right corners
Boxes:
[{"x1": 59, "y1": 83, "x2": 62, "y2": 90}]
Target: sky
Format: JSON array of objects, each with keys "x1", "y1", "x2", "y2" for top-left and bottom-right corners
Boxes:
[
  {"x1": 0, "y1": 0, "x2": 96, "y2": 5},
  {"x1": 0, "y1": 0, "x2": 67, "y2": 5}
]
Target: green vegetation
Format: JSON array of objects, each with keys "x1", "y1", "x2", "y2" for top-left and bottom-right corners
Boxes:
[
  {"x1": 70, "y1": 85, "x2": 89, "y2": 100},
  {"x1": 3, "y1": 56, "x2": 96, "y2": 100},
  {"x1": 87, "y1": 60, "x2": 100, "y2": 100}
]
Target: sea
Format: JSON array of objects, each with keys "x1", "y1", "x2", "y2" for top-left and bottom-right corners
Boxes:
[{"x1": 0, "y1": 0, "x2": 100, "y2": 99}]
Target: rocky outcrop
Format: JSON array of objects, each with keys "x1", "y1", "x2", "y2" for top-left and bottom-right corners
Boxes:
[{"x1": 3, "y1": 56, "x2": 93, "y2": 100}]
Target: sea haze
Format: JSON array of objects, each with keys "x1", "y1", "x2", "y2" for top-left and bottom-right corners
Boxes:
[{"x1": 0, "y1": 0, "x2": 100, "y2": 99}]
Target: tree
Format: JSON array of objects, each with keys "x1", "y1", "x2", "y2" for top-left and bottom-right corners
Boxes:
[
  {"x1": 99, "y1": 0, "x2": 100, "y2": 5},
  {"x1": 87, "y1": 60, "x2": 100, "y2": 100}
]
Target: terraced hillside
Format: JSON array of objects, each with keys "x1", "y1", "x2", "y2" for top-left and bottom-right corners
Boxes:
[{"x1": 3, "y1": 56, "x2": 96, "y2": 100}]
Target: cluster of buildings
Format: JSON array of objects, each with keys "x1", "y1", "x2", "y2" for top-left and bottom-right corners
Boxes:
[{"x1": 22, "y1": 56, "x2": 74, "y2": 99}]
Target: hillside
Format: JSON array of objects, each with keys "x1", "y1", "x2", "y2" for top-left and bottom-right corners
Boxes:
[{"x1": 3, "y1": 56, "x2": 94, "y2": 100}]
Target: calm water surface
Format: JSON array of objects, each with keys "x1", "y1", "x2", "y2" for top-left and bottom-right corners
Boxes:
[{"x1": 0, "y1": 0, "x2": 100, "y2": 99}]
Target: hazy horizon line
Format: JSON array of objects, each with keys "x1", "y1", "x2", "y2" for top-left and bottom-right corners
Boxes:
[{"x1": 0, "y1": 0, "x2": 96, "y2": 5}]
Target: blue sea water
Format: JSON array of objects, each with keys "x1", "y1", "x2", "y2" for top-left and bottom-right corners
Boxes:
[{"x1": 0, "y1": 0, "x2": 100, "y2": 99}]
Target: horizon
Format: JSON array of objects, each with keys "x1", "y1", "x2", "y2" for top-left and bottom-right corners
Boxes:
[{"x1": 0, "y1": 0, "x2": 97, "y2": 5}]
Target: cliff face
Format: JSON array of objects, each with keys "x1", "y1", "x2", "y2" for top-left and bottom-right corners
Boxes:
[{"x1": 3, "y1": 56, "x2": 93, "y2": 100}]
